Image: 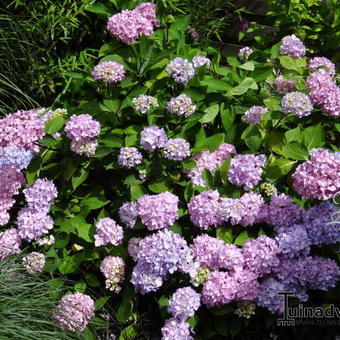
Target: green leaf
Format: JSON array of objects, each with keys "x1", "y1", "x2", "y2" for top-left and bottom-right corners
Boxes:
[
  {"x1": 234, "y1": 231, "x2": 253, "y2": 246},
  {"x1": 229, "y1": 77, "x2": 258, "y2": 96},
  {"x1": 238, "y1": 61, "x2": 255, "y2": 71},
  {"x1": 199, "y1": 79, "x2": 230, "y2": 91},
  {"x1": 85, "y1": 3, "x2": 113, "y2": 16},
  {"x1": 302, "y1": 125, "x2": 325, "y2": 150},
  {"x1": 193, "y1": 133, "x2": 225, "y2": 152},
  {"x1": 58, "y1": 254, "x2": 83, "y2": 274},
  {"x1": 82, "y1": 191, "x2": 110, "y2": 209},
  {"x1": 72, "y1": 168, "x2": 89, "y2": 190},
  {"x1": 252, "y1": 65, "x2": 273, "y2": 81},
  {"x1": 130, "y1": 184, "x2": 148, "y2": 200},
  {"x1": 285, "y1": 127, "x2": 302, "y2": 143},
  {"x1": 268, "y1": 132, "x2": 285, "y2": 155},
  {"x1": 263, "y1": 97, "x2": 281, "y2": 111},
  {"x1": 281, "y1": 142, "x2": 309, "y2": 160},
  {"x1": 227, "y1": 56, "x2": 240, "y2": 67},
  {"x1": 199, "y1": 104, "x2": 219, "y2": 124},
  {"x1": 95, "y1": 296, "x2": 110, "y2": 311},
  {"x1": 45, "y1": 116, "x2": 65, "y2": 134},
  {"x1": 214, "y1": 316, "x2": 229, "y2": 336},
  {"x1": 148, "y1": 180, "x2": 170, "y2": 193},
  {"x1": 85, "y1": 273, "x2": 101, "y2": 287},
  {"x1": 202, "y1": 169, "x2": 214, "y2": 188},
  {"x1": 117, "y1": 287, "x2": 136, "y2": 323},
  {"x1": 101, "y1": 99, "x2": 121, "y2": 113},
  {"x1": 119, "y1": 325, "x2": 138, "y2": 340},
  {"x1": 216, "y1": 227, "x2": 233, "y2": 243},
  {"x1": 75, "y1": 223, "x2": 94, "y2": 243},
  {"x1": 241, "y1": 125, "x2": 262, "y2": 152},
  {"x1": 266, "y1": 158, "x2": 296, "y2": 179}
]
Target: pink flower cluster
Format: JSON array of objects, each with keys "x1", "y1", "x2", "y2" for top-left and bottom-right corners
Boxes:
[
  {"x1": 0, "y1": 228, "x2": 21, "y2": 260},
  {"x1": 308, "y1": 57, "x2": 336, "y2": 75},
  {"x1": 107, "y1": 2, "x2": 159, "y2": 44},
  {"x1": 228, "y1": 154, "x2": 266, "y2": 190},
  {"x1": 100, "y1": 256, "x2": 125, "y2": 292},
  {"x1": 306, "y1": 69, "x2": 340, "y2": 117},
  {"x1": 292, "y1": 148, "x2": 340, "y2": 200},
  {"x1": 137, "y1": 192, "x2": 179, "y2": 230},
  {"x1": 186, "y1": 143, "x2": 236, "y2": 186},
  {"x1": 65, "y1": 114, "x2": 101, "y2": 156},
  {"x1": 274, "y1": 75, "x2": 295, "y2": 94},
  {"x1": 140, "y1": 126, "x2": 168, "y2": 152},
  {"x1": 94, "y1": 218, "x2": 124, "y2": 246},
  {"x1": 280, "y1": 34, "x2": 306, "y2": 58},
  {"x1": 0, "y1": 166, "x2": 24, "y2": 226},
  {"x1": 243, "y1": 106, "x2": 268, "y2": 124},
  {"x1": 92, "y1": 61, "x2": 125, "y2": 83},
  {"x1": 53, "y1": 293, "x2": 95, "y2": 331},
  {"x1": 0, "y1": 109, "x2": 45, "y2": 153}
]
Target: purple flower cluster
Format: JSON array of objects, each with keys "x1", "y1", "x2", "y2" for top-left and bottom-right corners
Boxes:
[
  {"x1": 228, "y1": 154, "x2": 266, "y2": 190},
  {"x1": 302, "y1": 202, "x2": 340, "y2": 245},
  {"x1": 0, "y1": 109, "x2": 45, "y2": 153},
  {"x1": 53, "y1": 293, "x2": 95, "y2": 331},
  {"x1": 127, "y1": 237, "x2": 142, "y2": 261},
  {"x1": 186, "y1": 143, "x2": 236, "y2": 186},
  {"x1": 137, "y1": 192, "x2": 179, "y2": 230},
  {"x1": 167, "y1": 94, "x2": 196, "y2": 117},
  {"x1": 92, "y1": 61, "x2": 125, "y2": 83},
  {"x1": 161, "y1": 318, "x2": 193, "y2": 340},
  {"x1": 168, "y1": 287, "x2": 201, "y2": 320},
  {"x1": 0, "y1": 166, "x2": 24, "y2": 226},
  {"x1": 131, "y1": 230, "x2": 193, "y2": 293},
  {"x1": 140, "y1": 126, "x2": 167, "y2": 152},
  {"x1": 22, "y1": 252, "x2": 46, "y2": 274},
  {"x1": 265, "y1": 194, "x2": 303, "y2": 232},
  {"x1": 163, "y1": 138, "x2": 190, "y2": 161},
  {"x1": 94, "y1": 218, "x2": 124, "y2": 246},
  {"x1": 274, "y1": 75, "x2": 295, "y2": 94},
  {"x1": 118, "y1": 147, "x2": 143, "y2": 168},
  {"x1": 0, "y1": 145, "x2": 33, "y2": 170},
  {"x1": 292, "y1": 148, "x2": 340, "y2": 200},
  {"x1": 118, "y1": 202, "x2": 138, "y2": 228},
  {"x1": 308, "y1": 57, "x2": 336, "y2": 75},
  {"x1": 192, "y1": 56, "x2": 211, "y2": 69},
  {"x1": 100, "y1": 256, "x2": 125, "y2": 292},
  {"x1": 107, "y1": 2, "x2": 159, "y2": 44},
  {"x1": 280, "y1": 34, "x2": 306, "y2": 58},
  {"x1": 166, "y1": 58, "x2": 195, "y2": 83},
  {"x1": 17, "y1": 178, "x2": 56, "y2": 241},
  {"x1": 188, "y1": 190, "x2": 223, "y2": 229},
  {"x1": 65, "y1": 114, "x2": 100, "y2": 156},
  {"x1": 0, "y1": 228, "x2": 21, "y2": 260},
  {"x1": 281, "y1": 92, "x2": 313, "y2": 118},
  {"x1": 306, "y1": 69, "x2": 340, "y2": 117},
  {"x1": 202, "y1": 269, "x2": 259, "y2": 307},
  {"x1": 238, "y1": 47, "x2": 253, "y2": 61},
  {"x1": 243, "y1": 106, "x2": 268, "y2": 124},
  {"x1": 132, "y1": 95, "x2": 158, "y2": 113},
  {"x1": 23, "y1": 178, "x2": 57, "y2": 213}
]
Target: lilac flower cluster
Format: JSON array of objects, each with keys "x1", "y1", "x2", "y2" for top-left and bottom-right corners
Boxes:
[
  {"x1": 292, "y1": 148, "x2": 340, "y2": 200},
  {"x1": 118, "y1": 202, "x2": 138, "y2": 228},
  {"x1": 188, "y1": 190, "x2": 224, "y2": 229},
  {"x1": 302, "y1": 202, "x2": 340, "y2": 245},
  {"x1": 137, "y1": 192, "x2": 179, "y2": 230},
  {"x1": 132, "y1": 95, "x2": 158, "y2": 113},
  {"x1": 166, "y1": 58, "x2": 195, "y2": 83},
  {"x1": 192, "y1": 56, "x2": 211, "y2": 69},
  {"x1": 92, "y1": 61, "x2": 125, "y2": 83},
  {"x1": 140, "y1": 126, "x2": 167, "y2": 152},
  {"x1": 22, "y1": 252, "x2": 46, "y2": 274},
  {"x1": 100, "y1": 256, "x2": 125, "y2": 292},
  {"x1": 265, "y1": 194, "x2": 303, "y2": 232},
  {"x1": 274, "y1": 75, "x2": 295, "y2": 94},
  {"x1": 280, "y1": 34, "x2": 306, "y2": 58},
  {"x1": 53, "y1": 293, "x2": 95, "y2": 331},
  {"x1": 161, "y1": 318, "x2": 193, "y2": 340},
  {"x1": 243, "y1": 106, "x2": 268, "y2": 124},
  {"x1": 127, "y1": 237, "x2": 142, "y2": 261},
  {"x1": 0, "y1": 228, "x2": 21, "y2": 260},
  {"x1": 167, "y1": 94, "x2": 196, "y2": 118},
  {"x1": 238, "y1": 47, "x2": 253, "y2": 61},
  {"x1": 163, "y1": 138, "x2": 190, "y2": 161},
  {"x1": 308, "y1": 57, "x2": 336, "y2": 75},
  {"x1": 65, "y1": 114, "x2": 100, "y2": 156},
  {"x1": 306, "y1": 69, "x2": 340, "y2": 117},
  {"x1": 17, "y1": 178, "x2": 56, "y2": 241},
  {"x1": 118, "y1": 147, "x2": 143, "y2": 168},
  {"x1": 94, "y1": 218, "x2": 124, "y2": 247},
  {"x1": 0, "y1": 166, "x2": 24, "y2": 226},
  {"x1": 23, "y1": 178, "x2": 57, "y2": 213},
  {"x1": 0, "y1": 109, "x2": 45, "y2": 153},
  {"x1": 131, "y1": 230, "x2": 193, "y2": 294},
  {"x1": 228, "y1": 154, "x2": 266, "y2": 190},
  {"x1": 168, "y1": 287, "x2": 201, "y2": 320},
  {"x1": 281, "y1": 92, "x2": 313, "y2": 117},
  {"x1": 107, "y1": 2, "x2": 159, "y2": 44},
  {"x1": 0, "y1": 145, "x2": 33, "y2": 170},
  {"x1": 186, "y1": 143, "x2": 236, "y2": 186}
]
